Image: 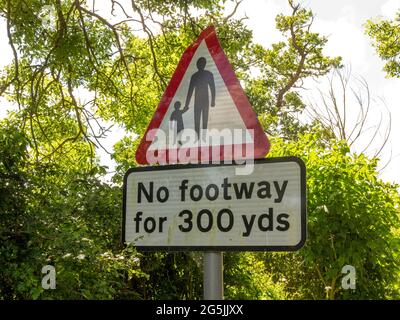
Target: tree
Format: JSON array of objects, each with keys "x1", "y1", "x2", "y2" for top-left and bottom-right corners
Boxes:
[
  {"x1": 265, "y1": 128, "x2": 400, "y2": 299},
  {"x1": 366, "y1": 11, "x2": 400, "y2": 78},
  {"x1": 245, "y1": 0, "x2": 341, "y2": 139},
  {"x1": 0, "y1": 0, "x2": 253, "y2": 163}
]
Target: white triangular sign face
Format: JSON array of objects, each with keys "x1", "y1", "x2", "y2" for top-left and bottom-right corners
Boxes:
[
  {"x1": 136, "y1": 26, "x2": 270, "y2": 165},
  {"x1": 149, "y1": 40, "x2": 252, "y2": 151}
]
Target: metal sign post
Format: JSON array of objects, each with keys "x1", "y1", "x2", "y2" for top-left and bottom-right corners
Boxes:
[{"x1": 204, "y1": 252, "x2": 223, "y2": 300}]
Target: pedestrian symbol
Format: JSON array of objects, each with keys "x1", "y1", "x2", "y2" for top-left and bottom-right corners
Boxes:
[{"x1": 184, "y1": 57, "x2": 216, "y2": 137}]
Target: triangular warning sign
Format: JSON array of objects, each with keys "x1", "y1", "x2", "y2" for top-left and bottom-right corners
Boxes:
[{"x1": 135, "y1": 26, "x2": 270, "y2": 165}]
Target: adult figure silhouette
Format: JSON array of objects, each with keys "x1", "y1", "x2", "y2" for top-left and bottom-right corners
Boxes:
[{"x1": 183, "y1": 57, "x2": 216, "y2": 138}]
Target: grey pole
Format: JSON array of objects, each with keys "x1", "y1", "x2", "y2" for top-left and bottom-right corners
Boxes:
[{"x1": 203, "y1": 252, "x2": 223, "y2": 300}]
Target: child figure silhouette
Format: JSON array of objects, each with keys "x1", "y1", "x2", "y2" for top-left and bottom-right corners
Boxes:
[{"x1": 169, "y1": 101, "x2": 187, "y2": 146}]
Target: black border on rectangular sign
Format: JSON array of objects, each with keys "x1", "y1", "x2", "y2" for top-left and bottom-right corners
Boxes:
[{"x1": 122, "y1": 156, "x2": 306, "y2": 252}]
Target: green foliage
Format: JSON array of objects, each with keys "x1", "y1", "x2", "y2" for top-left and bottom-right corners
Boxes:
[
  {"x1": 0, "y1": 119, "x2": 32, "y2": 299},
  {"x1": 224, "y1": 253, "x2": 287, "y2": 300},
  {"x1": 132, "y1": 252, "x2": 202, "y2": 300},
  {"x1": 0, "y1": 117, "x2": 144, "y2": 299},
  {"x1": 365, "y1": 12, "x2": 400, "y2": 78},
  {"x1": 265, "y1": 128, "x2": 400, "y2": 299}
]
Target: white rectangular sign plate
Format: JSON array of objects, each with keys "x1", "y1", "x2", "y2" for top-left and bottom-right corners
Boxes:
[{"x1": 123, "y1": 157, "x2": 306, "y2": 251}]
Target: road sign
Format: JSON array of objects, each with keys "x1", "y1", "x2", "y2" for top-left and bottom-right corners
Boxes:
[
  {"x1": 123, "y1": 157, "x2": 306, "y2": 251},
  {"x1": 135, "y1": 26, "x2": 270, "y2": 165}
]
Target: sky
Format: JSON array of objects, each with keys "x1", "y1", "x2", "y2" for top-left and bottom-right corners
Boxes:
[{"x1": 0, "y1": 0, "x2": 399, "y2": 185}]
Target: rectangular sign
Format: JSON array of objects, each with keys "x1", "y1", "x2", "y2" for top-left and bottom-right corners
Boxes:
[{"x1": 123, "y1": 157, "x2": 306, "y2": 251}]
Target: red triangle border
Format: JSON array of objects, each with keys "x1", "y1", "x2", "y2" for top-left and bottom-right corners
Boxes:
[{"x1": 135, "y1": 26, "x2": 270, "y2": 165}]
